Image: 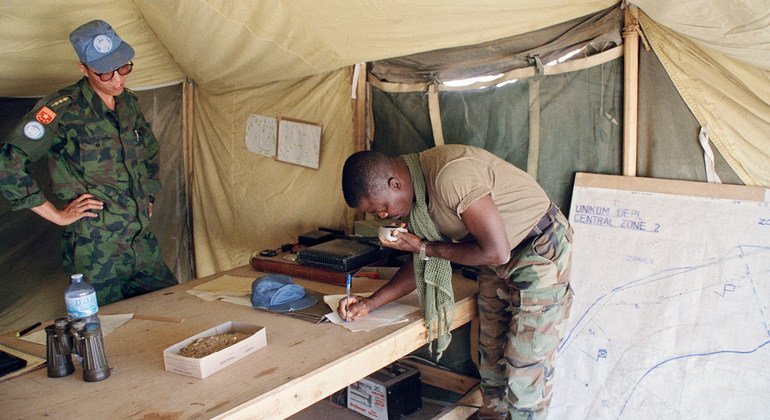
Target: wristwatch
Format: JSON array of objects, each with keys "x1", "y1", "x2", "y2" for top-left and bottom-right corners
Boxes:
[{"x1": 418, "y1": 239, "x2": 430, "y2": 261}]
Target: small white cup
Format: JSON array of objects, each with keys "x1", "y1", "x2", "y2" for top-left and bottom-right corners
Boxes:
[{"x1": 378, "y1": 226, "x2": 408, "y2": 242}]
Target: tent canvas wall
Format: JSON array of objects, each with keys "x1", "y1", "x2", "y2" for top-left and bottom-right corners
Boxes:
[{"x1": 1, "y1": 1, "x2": 768, "y2": 333}]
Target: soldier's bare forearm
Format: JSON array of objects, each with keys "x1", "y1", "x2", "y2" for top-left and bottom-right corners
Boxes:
[
  {"x1": 31, "y1": 194, "x2": 103, "y2": 226},
  {"x1": 31, "y1": 200, "x2": 66, "y2": 226}
]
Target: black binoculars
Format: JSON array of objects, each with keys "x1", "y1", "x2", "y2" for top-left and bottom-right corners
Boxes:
[{"x1": 45, "y1": 317, "x2": 110, "y2": 382}]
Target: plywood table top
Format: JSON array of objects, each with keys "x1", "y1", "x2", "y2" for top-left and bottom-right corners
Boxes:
[{"x1": 0, "y1": 264, "x2": 478, "y2": 419}]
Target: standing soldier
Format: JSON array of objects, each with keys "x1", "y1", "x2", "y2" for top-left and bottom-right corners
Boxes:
[
  {"x1": 339, "y1": 145, "x2": 574, "y2": 419},
  {"x1": 0, "y1": 20, "x2": 177, "y2": 305}
]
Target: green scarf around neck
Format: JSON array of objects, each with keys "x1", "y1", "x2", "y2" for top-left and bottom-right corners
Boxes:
[{"x1": 401, "y1": 153, "x2": 455, "y2": 359}]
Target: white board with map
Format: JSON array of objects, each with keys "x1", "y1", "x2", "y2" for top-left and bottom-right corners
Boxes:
[{"x1": 549, "y1": 173, "x2": 770, "y2": 419}]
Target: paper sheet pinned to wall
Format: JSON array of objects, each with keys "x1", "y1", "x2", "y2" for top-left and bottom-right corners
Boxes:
[
  {"x1": 275, "y1": 117, "x2": 322, "y2": 169},
  {"x1": 245, "y1": 114, "x2": 277, "y2": 157}
]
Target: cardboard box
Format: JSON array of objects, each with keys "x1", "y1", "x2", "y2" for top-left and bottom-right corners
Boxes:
[
  {"x1": 163, "y1": 321, "x2": 266, "y2": 379},
  {"x1": 347, "y1": 362, "x2": 421, "y2": 419}
]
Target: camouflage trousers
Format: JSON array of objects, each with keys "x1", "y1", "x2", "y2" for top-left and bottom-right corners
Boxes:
[
  {"x1": 476, "y1": 210, "x2": 573, "y2": 420},
  {"x1": 62, "y1": 229, "x2": 177, "y2": 306}
]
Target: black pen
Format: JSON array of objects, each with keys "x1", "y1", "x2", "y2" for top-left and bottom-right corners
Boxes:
[{"x1": 16, "y1": 321, "x2": 41, "y2": 337}]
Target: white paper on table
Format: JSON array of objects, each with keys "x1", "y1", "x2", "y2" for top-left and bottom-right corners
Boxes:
[
  {"x1": 20, "y1": 313, "x2": 134, "y2": 345},
  {"x1": 186, "y1": 274, "x2": 254, "y2": 302},
  {"x1": 323, "y1": 293, "x2": 419, "y2": 332},
  {"x1": 218, "y1": 295, "x2": 252, "y2": 307}
]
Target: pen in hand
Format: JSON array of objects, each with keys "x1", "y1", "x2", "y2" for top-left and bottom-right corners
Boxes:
[
  {"x1": 16, "y1": 321, "x2": 41, "y2": 338},
  {"x1": 345, "y1": 273, "x2": 351, "y2": 322}
]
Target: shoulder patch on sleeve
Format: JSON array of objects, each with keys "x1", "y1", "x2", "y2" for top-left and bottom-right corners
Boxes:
[
  {"x1": 35, "y1": 106, "x2": 57, "y2": 124},
  {"x1": 23, "y1": 121, "x2": 46, "y2": 140},
  {"x1": 31, "y1": 95, "x2": 72, "y2": 127},
  {"x1": 48, "y1": 96, "x2": 70, "y2": 108}
]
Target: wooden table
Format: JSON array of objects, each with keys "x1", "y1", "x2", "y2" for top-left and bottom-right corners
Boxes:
[{"x1": 0, "y1": 264, "x2": 478, "y2": 419}]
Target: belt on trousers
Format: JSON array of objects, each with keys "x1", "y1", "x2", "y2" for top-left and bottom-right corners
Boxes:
[{"x1": 518, "y1": 203, "x2": 559, "y2": 246}]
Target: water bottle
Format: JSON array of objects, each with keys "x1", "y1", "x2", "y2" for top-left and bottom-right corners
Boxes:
[{"x1": 64, "y1": 274, "x2": 100, "y2": 327}]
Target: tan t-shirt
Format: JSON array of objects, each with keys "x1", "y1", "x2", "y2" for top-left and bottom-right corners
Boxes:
[{"x1": 417, "y1": 144, "x2": 550, "y2": 250}]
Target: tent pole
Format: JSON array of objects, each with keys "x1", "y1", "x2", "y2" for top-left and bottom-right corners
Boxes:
[
  {"x1": 352, "y1": 63, "x2": 368, "y2": 222},
  {"x1": 622, "y1": 4, "x2": 640, "y2": 177},
  {"x1": 184, "y1": 79, "x2": 197, "y2": 276},
  {"x1": 185, "y1": 80, "x2": 195, "y2": 193}
]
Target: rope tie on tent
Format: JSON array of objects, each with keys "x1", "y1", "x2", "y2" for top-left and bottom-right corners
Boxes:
[
  {"x1": 351, "y1": 63, "x2": 364, "y2": 99},
  {"x1": 638, "y1": 25, "x2": 650, "y2": 51},
  {"x1": 624, "y1": 21, "x2": 651, "y2": 51},
  {"x1": 698, "y1": 126, "x2": 722, "y2": 184},
  {"x1": 622, "y1": 2, "x2": 650, "y2": 51},
  {"x1": 528, "y1": 54, "x2": 544, "y2": 76}
]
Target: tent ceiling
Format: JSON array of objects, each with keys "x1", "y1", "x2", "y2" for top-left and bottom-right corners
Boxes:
[
  {"x1": 135, "y1": 0, "x2": 617, "y2": 92},
  {"x1": 0, "y1": 0, "x2": 767, "y2": 96},
  {"x1": 632, "y1": 0, "x2": 770, "y2": 71}
]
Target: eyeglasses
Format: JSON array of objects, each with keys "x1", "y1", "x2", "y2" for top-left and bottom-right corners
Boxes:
[{"x1": 92, "y1": 61, "x2": 133, "y2": 82}]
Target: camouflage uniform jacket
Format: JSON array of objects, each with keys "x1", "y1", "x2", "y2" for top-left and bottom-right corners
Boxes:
[{"x1": 0, "y1": 77, "x2": 160, "y2": 239}]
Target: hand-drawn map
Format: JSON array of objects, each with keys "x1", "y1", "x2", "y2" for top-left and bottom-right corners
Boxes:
[{"x1": 549, "y1": 173, "x2": 770, "y2": 419}]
